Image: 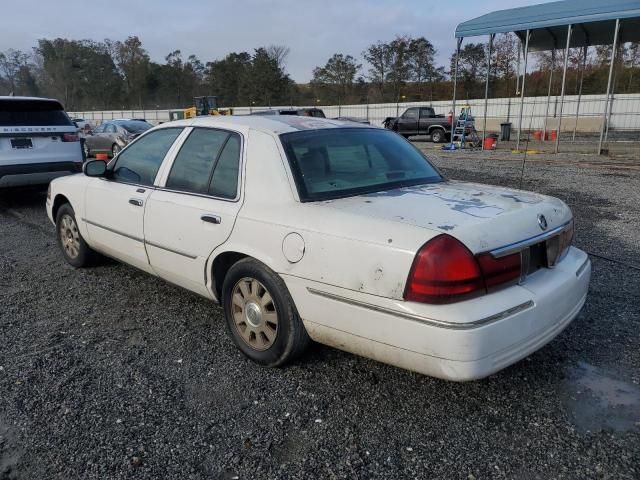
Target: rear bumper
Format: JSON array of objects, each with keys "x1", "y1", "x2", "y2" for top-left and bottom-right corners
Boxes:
[
  {"x1": 0, "y1": 161, "x2": 82, "y2": 187},
  {"x1": 284, "y1": 247, "x2": 591, "y2": 381}
]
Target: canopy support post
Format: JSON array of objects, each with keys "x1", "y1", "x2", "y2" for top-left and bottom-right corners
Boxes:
[
  {"x1": 543, "y1": 49, "x2": 556, "y2": 142},
  {"x1": 555, "y1": 24, "x2": 572, "y2": 154},
  {"x1": 572, "y1": 45, "x2": 588, "y2": 142},
  {"x1": 482, "y1": 34, "x2": 495, "y2": 151},
  {"x1": 599, "y1": 19, "x2": 621, "y2": 155},
  {"x1": 450, "y1": 37, "x2": 463, "y2": 146},
  {"x1": 516, "y1": 30, "x2": 530, "y2": 152}
]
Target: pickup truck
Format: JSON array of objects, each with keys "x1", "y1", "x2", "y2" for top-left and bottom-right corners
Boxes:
[{"x1": 383, "y1": 106, "x2": 451, "y2": 143}]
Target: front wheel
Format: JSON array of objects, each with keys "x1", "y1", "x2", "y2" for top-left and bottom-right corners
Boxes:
[
  {"x1": 222, "y1": 258, "x2": 310, "y2": 367},
  {"x1": 55, "y1": 204, "x2": 97, "y2": 268}
]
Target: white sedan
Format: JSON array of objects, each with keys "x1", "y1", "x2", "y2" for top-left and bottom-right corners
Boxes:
[{"x1": 46, "y1": 115, "x2": 591, "y2": 381}]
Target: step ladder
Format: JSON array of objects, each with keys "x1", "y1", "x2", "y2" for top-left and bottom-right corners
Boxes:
[{"x1": 452, "y1": 106, "x2": 481, "y2": 148}]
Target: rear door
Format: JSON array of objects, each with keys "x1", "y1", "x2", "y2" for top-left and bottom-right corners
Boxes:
[
  {"x1": 144, "y1": 127, "x2": 244, "y2": 297},
  {"x1": 0, "y1": 98, "x2": 81, "y2": 168},
  {"x1": 83, "y1": 127, "x2": 185, "y2": 272}
]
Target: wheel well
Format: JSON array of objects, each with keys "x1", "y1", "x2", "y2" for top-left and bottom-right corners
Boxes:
[
  {"x1": 52, "y1": 194, "x2": 71, "y2": 221},
  {"x1": 429, "y1": 126, "x2": 445, "y2": 133},
  {"x1": 211, "y1": 251, "x2": 248, "y2": 299}
]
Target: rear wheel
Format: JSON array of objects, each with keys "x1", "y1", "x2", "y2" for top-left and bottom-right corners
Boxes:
[
  {"x1": 222, "y1": 258, "x2": 310, "y2": 367},
  {"x1": 55, "y1": 204, "x2": 97, "y2": 268},
  {"x1": 111, "y1": 143, "x2": 121, "y2": 157},
  {"x1": 431, "y1": 128, "x2": 445, "y2": 143}
]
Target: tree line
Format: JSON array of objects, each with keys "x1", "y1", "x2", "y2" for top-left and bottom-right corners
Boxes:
[{"x1": 1, "y1": 34, "x2": 638, "y2": 111}]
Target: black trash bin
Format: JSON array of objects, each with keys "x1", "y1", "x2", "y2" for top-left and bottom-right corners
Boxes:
[{"x1": 500, "y1": 122, "x2": 512, "y2": 141}]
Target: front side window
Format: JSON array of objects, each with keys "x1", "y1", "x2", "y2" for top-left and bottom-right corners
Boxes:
[
  {"x1": 403, "y1": 108, "x2": 418, "y2": 119},
  {"x1": 111, "y1": 128, "x2": 182, "y2": 186},
  {"x1": 105, "y1": 124, "x2": 117, "y2": 133},
  {"x1": 280, "y1": 128, "x2": 442, "y2": 201}
]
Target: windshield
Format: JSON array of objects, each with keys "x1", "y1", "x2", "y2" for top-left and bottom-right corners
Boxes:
[
  {"x1": 114, "y1": 120, "x2": 152, "y2": 133},
  {"x1": 280, "y1": 128, "x2": 442, "y2": 201}
]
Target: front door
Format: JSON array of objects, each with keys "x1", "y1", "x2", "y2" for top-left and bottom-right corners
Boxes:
[
  {"x1": 83, "y1": 127, "x2": 184, "y2": 272},
  {"x1": 397, "y1": 107, "x2": 418, "y2": 134},
  {"x1": 144, "y1": 127, "x2": 243, "y2": 297}
]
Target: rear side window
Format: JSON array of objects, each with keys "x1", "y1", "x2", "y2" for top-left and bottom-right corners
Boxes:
[
  {"x1": 166, "y1": 128, "x2": 241, "y2": 199},
  {"x1": 0, "y1": 99, "x2": 73, "y2": 126},
  {"x1": 111, "y1": 128, "x2": 182, "y2": 186}
]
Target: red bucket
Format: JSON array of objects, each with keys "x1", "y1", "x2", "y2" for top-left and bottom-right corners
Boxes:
[
  {"x1": 532, "y1": 130, "x2": 543, "y2": 141},
  {"x1": 550, "y1": 130, "x2": 558, "y2": 141},
  {"x1": 483, "y1": 137, "x2": 497, "y2": 150},
  {"x1": 95, "y1": 153, "x2": 109, "y2": 161}
]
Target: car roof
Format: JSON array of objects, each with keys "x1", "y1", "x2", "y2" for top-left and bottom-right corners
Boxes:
[
  {"x1": 160, "y1": 114, "x2": 377, "y2": 135},
  {"x1": 0, "y1": 96, "x2": 65, "y2": 109}
]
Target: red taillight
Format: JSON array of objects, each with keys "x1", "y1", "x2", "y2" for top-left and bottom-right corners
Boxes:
[
  {"x1": 404, "y1": 234, "x2": 484, "y2": 304},
  {"x1": 404, "y1": 234, "x2": 522, "y2": 305},
  {"x1": 62, "y1": 133, "x2": 79, "y2": 142},
  {"x1": 476, "y1": 252, "x2": 521, "y2": 290}
]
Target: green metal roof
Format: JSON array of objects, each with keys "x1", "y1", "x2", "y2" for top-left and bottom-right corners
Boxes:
[{"x1": 455, "y1": 0, "x2": 640, "y2": 50}]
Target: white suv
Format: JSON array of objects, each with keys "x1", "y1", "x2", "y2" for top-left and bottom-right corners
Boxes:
[{"x1": 0, "y1": 96, "x2": 83, "y2": 188}]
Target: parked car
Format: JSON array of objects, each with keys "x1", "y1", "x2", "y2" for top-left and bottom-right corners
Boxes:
[
  {"x1": 251, "y1": 108, "x2": 326, "y2": 118},
  {"x1": 46, "y1": 116, "x2": 590, "y2": 381},
  {"x1": 0, "y1": 96, "x2": 83, "y2": 188},
  {"x1": 384, "y1": 106, "x2": 451, "y2": 142},
  {"x1": 83, "y1": 119, "x2": 153, "y2": 158}
]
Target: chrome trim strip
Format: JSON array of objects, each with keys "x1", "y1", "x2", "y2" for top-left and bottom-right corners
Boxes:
[
  {"x1": 307, "y1": 287, "x2": 534, "y2": 330},
  {"x1": 144, "y1": 240, "x2": 198, "y2": 259},
  {"x1": 575, "y1": 257, "x2": 590, "y2": 277},
  {"x1": 490, "y1": 220, "x2": 571, "y2": 258},
  {"x1": 82, "y1": 218, "x2": 143, "y2": 243}
]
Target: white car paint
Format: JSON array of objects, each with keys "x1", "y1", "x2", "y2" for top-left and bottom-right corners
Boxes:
[{"x1": 46, "y1": 115, "x2": 591, "y2": 381}]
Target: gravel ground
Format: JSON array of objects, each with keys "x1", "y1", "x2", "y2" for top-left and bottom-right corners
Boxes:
[{"x1": 1, "y1": 148, "x2": 639, "y2": 480}]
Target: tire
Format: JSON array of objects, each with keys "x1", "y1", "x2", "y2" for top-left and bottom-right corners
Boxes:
[
  {"x1": 430, "y1": 128, "x2": 445, "y2": 143},
  {"x1": 111, "y1": 143, "x2": 121, "y2": 157},
  {"x1": 222, "y1": 258, "x2": 310, "y2": 367},
  {"x1": 55, "y1": 203, "x2": 97, "y2": 268}
]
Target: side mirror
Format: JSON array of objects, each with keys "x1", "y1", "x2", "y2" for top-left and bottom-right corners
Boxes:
[{"x1": 83, "y1": 160, "x2": 107, "y2": 177}]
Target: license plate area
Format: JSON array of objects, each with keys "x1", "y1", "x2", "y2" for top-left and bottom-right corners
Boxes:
[{"x1": 11, "y1": 138, "x2": 33, "y2": 149}]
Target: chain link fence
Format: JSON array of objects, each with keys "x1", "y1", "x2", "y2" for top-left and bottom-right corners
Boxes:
[{"x1": 70, "y1": 93, "x2": 640, "y2": 152}]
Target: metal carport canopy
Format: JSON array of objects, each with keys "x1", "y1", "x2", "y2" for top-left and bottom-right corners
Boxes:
[{"x1": 455, "y1": 0, "x2": 640, "y2": 50}]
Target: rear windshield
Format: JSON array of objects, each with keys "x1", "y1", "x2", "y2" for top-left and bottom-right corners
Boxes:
[
  {"x1": 114, "y1": 120, "x2": 152, "y2": 133},
  {"x1": 280, "y1": 128, "x2": 442, "y2": 201},
  {"x1": 0, "y1": 99, "x2": 73, "y2": 126}
]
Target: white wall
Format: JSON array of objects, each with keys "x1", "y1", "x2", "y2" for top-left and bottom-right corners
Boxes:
[{"x1": 69, "y1": 93, "x2": 640, "y2": 131}]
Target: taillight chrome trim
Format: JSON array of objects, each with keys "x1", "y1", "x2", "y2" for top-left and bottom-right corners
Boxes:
[
  {"x1": 307, "y1": 287, "x2": 534, "y2": 330},
  {"x1": 488, "y1": 220, "x2": 573, "y2": 258}
]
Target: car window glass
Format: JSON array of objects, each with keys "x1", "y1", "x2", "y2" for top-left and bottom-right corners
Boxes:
[
  {"x1": 281, "y1": 128, "x2": 442, "y2": 201},
  {"x1": 93, "y1": 124, "x2": 105, "y2": 133},
  {"x1": 419, "y1": 109, "x2": 433, "y2": 118},
  {"x1": 106, "y1": 124, "x2": 117, "y2": 133},
  {"x1": 208, "y1": 134, "x2": 241, "y2": 199},
  {"x1": 111, "y1": 128, "x2": 182, "y2": 186},
  {"x1": 403, "y1": 109, "x2": 418, "y2": 119},
  {"x1": 166, "y1": 128, "x2": 230, "y2": 194}
]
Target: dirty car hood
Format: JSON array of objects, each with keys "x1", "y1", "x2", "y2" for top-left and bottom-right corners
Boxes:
[{"x1": 318, "y1": 181, "x2": 572, "y2": 253}]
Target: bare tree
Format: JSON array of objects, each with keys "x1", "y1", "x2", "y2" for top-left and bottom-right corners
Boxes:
[{"x1": 266, "y1": 45, "x2": 290, "y2": 71}]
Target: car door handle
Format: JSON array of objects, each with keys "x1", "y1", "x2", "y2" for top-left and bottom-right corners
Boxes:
[
  {"x1": 201, "y1": 214, "x2": 221, "y2": 224},
  {"x1": 129, "y1": 198, "x2": 143, "y2": 207}
]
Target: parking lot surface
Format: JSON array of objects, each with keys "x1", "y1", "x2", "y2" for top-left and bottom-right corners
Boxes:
[{"x1": 1, "y1": 147, "x2": 639, "y2": 479}]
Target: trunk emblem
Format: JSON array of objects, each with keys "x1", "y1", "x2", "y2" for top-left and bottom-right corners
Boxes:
[{"x1": 537, "y1": 214, "x2": 548, "y2": 230}]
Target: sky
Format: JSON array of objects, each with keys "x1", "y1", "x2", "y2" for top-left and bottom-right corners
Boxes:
[{"x1": 1, "y1": 0, "x2": 555, "y2": 82}]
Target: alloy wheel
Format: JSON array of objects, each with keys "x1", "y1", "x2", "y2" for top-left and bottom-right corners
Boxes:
[
  {"x1": 231, "y1": 277, "x2": 279, "y2": 351},
  {"x1": 59, "y1": 214, "x2": 81, "y2": 259}
]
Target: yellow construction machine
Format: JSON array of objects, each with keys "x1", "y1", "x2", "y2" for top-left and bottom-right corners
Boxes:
[{"x1": 183, "y1": 96, "x2": 233, "y2": 119}]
